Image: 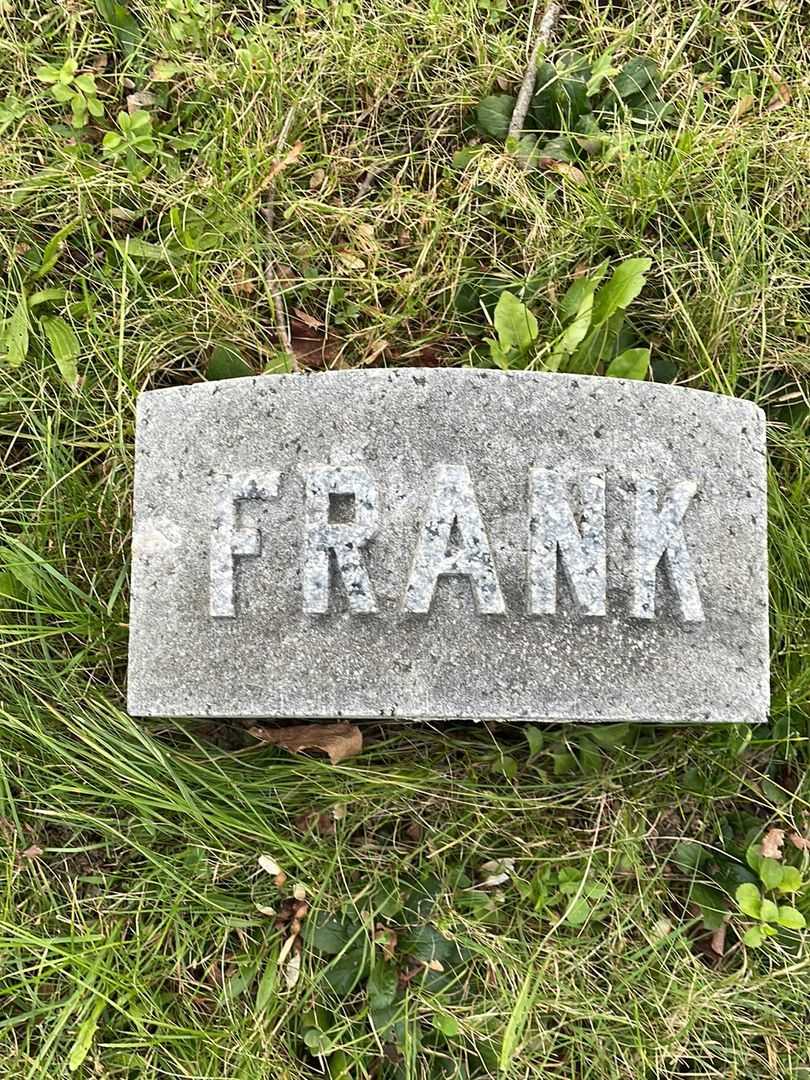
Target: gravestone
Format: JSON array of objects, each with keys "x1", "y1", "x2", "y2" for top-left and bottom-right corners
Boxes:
[{"x1": 127, "y1": 369, "x2": 769, "y2": 723}]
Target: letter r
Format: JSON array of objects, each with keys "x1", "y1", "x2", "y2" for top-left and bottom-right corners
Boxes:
[{"x1": 302, "y1": 465, "x2": 379, "y2": 614}]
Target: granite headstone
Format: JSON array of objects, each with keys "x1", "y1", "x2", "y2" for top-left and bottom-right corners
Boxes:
[{"x1": 127, "y1": 369, "x2": 769, "y2": 723}]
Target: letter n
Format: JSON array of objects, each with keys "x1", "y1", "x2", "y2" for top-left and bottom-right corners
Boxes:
[{"x1": 527, "y1": 469, "x2": 606, "y2": 616}]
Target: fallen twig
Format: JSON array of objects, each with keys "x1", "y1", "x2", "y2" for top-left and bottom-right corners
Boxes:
[
  {"x1": 354, "y1": 165, "x2": 380, "y2": 202},
  {"x1": 262, "y1": 109, "x2": 298, "y2": 371},
  {"x1": 507, "y1": 1, "x2": 561, "y2": 141}
]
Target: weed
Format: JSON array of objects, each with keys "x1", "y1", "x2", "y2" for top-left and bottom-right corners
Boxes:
[
  {"x1": 102, "y1": 110, "x2": 159, "y2": 176},
  {"x1": 735, "y1": 837, "x2": 807, "y2": 947},
  {"x1": 165, "y1": 0, "x2": 221, "y2": 45},
  {"x1": 475, "y1": 255, "x2": 652, "y2": 376},
  {"x1": 36, "y1": 58, "x2": 104, "y2": 128},
  {"x1": 472, "y1": 49, "x2": 672, "y2": 172}
]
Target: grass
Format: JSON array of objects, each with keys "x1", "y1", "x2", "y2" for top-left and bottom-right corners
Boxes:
[{"x1": 1, "y1": 0, "x2": 809, "y2": 1076}]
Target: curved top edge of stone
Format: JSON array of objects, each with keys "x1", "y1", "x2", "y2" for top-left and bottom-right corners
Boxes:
[{"x1": 139, "y1": 368, "x2": 764, "y2": 419}]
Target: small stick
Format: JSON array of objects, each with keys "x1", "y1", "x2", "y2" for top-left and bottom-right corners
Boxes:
[
  {"x1": 507, "y1": 1, "x2": 561, "y2": 141},
  {"x1": 262, "y1": 202, "x2": 296, "y2": 369},
  {"x1": 353, "y1": 165, "x2": 379, "y2": 203},
  {"x1": 263, "y1": 109, "x2": 297, "y2": 371}
]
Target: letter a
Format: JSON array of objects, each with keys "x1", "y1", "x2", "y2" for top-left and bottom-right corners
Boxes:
[
  {"x1": 404, "y1": 464, "x2": 505, "y2": 614},
  {"x1": 527, "y1": 469, "x2": 607, "y2": 616},
  {"x1": 631, "y1": 477, "x2": 704, "y2": 622}
]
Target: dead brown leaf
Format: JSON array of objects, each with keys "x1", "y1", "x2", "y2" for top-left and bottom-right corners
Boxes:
[
  {"x1": 651, "y1": 917, "x2": 672, "y2": 940},
  {"x1": 761, "y1": 827, "x2": 786, "y2": 860},
  {"x1": 404, "y1": 820, "x2": 423, "y2": 842},
  {"x1": 231, "y1": 267, "x2": 255, "y2": 295},
  {"x1": 150, "y1": 59, "x2": 182, "y2": 82},
  {"x1": 477, "y1": 858, "x2": 515, "y2": 888},
  {"x1": 109, "y1": 206, "x2": 140, "y2": 221},
  {"x1": 275, "y1": 897, "x2": 308, "y2": 934},
  {"x1": 335, "y1": 248, "x2": 366, "y2": 271},
  {"x1": 258, "y1": 854, "x2": 282, "y2": 876},
  {"x1": 258, "y1": 853, "x2": 287, "y2": 887},
  {"x1": 294, "y1": 809, "x2": 335, "y2": 835},
  {"x1": 572, "y1": 260, "x2": 591, "y2": 279},
  {"x1": 289, "y1": 316, "x2": 343, "y2": 370},
  {"x1": 789, "y1": 832, "x2": 810, "y2": 851},
  {"x1": 278, "y1": 933, "x2": 297, "y2": 967},
  {"x1": 539, "y1": 160, "x2": 587, "y2": 185},
  {"x1": 309, "y1": 167, "x2": 326, "y2": 191},
  {"x1": 266, "y1": 140, "x2": 304, "y2": 183},
  {"x1": 127, "y1": 91, "x2": 156, "y2": 114},
  {"x1": 729, "y1": 94, "x2": 755, "y2": 122},
  {"x1": 765, "y1": 82, "x2": 791, "y2": 112},
  {"x1": 292, "y1": 308, "x2": 324, "y2": 331},
  {"x1": 375, "y1": 926, "x2": 398, "y2": 962},
  {"x1": 250, "y1": 722, "x2": 362, "y2": 765},
  {"x1": 710, "y1": 923, "x2": 726, "y2": 956},
  {"x1": 363, "y1": 338, "x2": 389, "y2": 365},
  {"x1": 22, "y1": 844, "x2": 43, "y2": 860},
  {"x1": 354, "y1": 222, "x2": 377, "y2": 255},
  {"x1": 282, "y1": 941, "x2": 302, "y2": 990}
]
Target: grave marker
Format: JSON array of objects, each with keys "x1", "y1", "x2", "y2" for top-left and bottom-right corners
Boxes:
[{"x1": 128, "y1": 369, "x2": 769, "y2": 723}]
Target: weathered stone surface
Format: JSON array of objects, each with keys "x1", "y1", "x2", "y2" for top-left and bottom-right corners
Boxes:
[{"x1": 127, "y1": 369, "x2": 769, "y2": 723}]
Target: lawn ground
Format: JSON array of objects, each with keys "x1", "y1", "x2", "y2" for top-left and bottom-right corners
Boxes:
[{"x1": 0, "y1": 0, "x2": 809, "y2": 1077}]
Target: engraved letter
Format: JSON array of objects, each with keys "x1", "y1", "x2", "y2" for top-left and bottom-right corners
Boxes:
[
  {"x1": 527, "y1": 469, "x2": 606, "y2": 616},
  {"x1": 631, "y1": 477, "x2": 704, "y2": 622},
  {"x1": 404, "y1": 464, "x2": 505, "y2": 614},
  {"x1": 303, "y1": 465, "x2": 379, "y2": 614},
  {"x1": 210, "y1": 472, "x2": 280, "y2": 619}
]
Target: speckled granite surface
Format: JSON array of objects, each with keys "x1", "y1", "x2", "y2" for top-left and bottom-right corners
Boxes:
[{"x1": 127, "y1": 369, "x2": 768, "y2": 722}]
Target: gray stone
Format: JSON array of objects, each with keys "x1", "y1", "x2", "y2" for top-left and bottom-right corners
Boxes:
[{"x1": 127, "y1": 368, "x2": 769, "y2": 723}]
